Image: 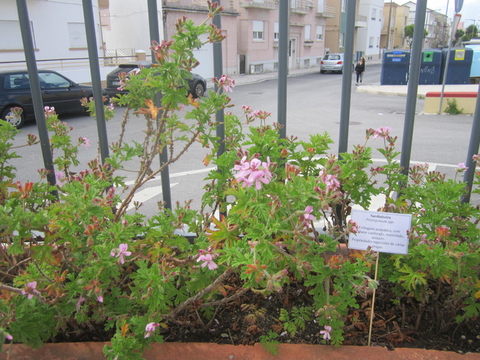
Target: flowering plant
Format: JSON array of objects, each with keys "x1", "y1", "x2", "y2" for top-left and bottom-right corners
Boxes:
[{"x1": 0, "y1": 7, "x2": 479, "y2": 360}]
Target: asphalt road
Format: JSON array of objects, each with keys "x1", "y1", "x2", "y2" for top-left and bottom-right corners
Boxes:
[{"x1": 10, "y1": 64, "x2": 477, "y2": 216}]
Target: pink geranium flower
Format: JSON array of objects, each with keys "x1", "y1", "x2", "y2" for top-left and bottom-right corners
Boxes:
[
  {"x1": 110, "y1": 243, "x2": 132, "y2": 264},
  {"x1": 234, "y1": 156, "x2": 273, "y2": 190},
  {"x1": 320, "y1": 325, "x2": 332, "y2": 340},
  {"x1": 197, "y1": 254, "x2": 218, "y2": 270},
  {"x1": 145, "y1": 322, "x2": 160, "y2": 338}
]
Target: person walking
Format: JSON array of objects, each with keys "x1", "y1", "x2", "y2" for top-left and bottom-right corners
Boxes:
[{"x1": 355, "y1": 57, "x2": 365, "y2": 85}]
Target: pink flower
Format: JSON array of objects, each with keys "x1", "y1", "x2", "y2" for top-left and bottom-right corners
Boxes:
[
  {"x1": 76, "y1": 295, "x2": 85, "y2": 312},
  {"x1": 303, "y1": 206, "x2": 315, "y2": 221},
  {"x1": 456, "y1": 162, "x2": 468, "y2": 172},
  {"x1": 373, "y1": 127, "x2": 392, "y2": 139},
  {"x1": 216, "y1": 75, "x2": 235, "y2": 92},
  {"x1": 97, "y1": 295, "x2": 103, "y2": 303},
  {"x1": 79, "y1": 137, "x2": 90, "y2": 147},
  {"x1": 197, "y1": 254, "x2": 218, "y2": 270},
  {"x1": 110, "y1": 243, "x2": 132, "y2": 264},
  {"x1": 347, "y1": 219, "x2": 359, "y2": 234},
  {"x1": 319, "y1": 170, "x2": 340, "y2": 192},
  {"x1": 44, "y1": 106, "x2": 56, "y2": 117},
  {"x1": 320, "y1": 325, "x2": 332, "y2": 340},
  {"x1": 56, "y1": 171, "x2": 65, "y2": 186},
  {"x1": 5, "y1": 333, "x2": 13, "y2": 341},
  {"x1": 145, "y1": 322, "x2": 160, "y2": 338},
  {"x1": 23, "y1": 281, "x2": 40, "y2": 299},
  {"x1": 234, "y1": 156, "x2": 273, "y2": 190}
]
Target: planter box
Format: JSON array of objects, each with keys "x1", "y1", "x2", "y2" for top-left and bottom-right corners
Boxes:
[{"x1": 1, "y1": 342, "x2": 480, "y2": 360}]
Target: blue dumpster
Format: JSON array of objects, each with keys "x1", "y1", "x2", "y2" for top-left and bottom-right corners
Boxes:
[
  {"x1": 466, "y1": 45, "x2": 480, "y2": 78},
  {"x1": 441, "y1": 48, "x2": 473, "y2": 84},
  {"x1": 381, "y1": 50, "x2": 410, "y2": 85},
  {"x1": 419, "y1": 49, "x2": 442, "y2": 84}
]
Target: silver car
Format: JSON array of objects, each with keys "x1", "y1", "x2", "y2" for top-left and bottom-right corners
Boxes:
[{"x1": 320, "y1": 53, "x2": 345, "y2": 74}]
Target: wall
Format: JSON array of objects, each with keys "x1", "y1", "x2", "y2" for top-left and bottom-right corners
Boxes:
[{"x1": 1, "y1": 0, "x2": 102, "y2": 63}]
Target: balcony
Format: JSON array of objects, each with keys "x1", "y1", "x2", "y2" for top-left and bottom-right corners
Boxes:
[
  {"x1": 240, "y1": 0, "x2": 277, "y2": 10},
  {"x1": 355, "y1": 15, "x2": 367, "y2": 28},
  {"x1": 316, "y1": 5, "x2": 335, "y2": 18},
  {"x1": 290, "y1": 0, "x2": 313, "y2": 14}
]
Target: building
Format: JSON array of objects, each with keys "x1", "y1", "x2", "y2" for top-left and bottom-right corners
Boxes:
[{"x1": 355, "y1": 0, "x2": 384, "y2": 61}]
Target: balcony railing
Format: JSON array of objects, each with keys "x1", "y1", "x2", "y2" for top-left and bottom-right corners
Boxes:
[
  {"x1": 316, "y1": 5, "x2": 335, "y2": 18},
  {"x1": 240, "y1": 0, "x2": 277, "y2": 9},
  {"x1": 290, "y1": 0, "x2": 313, "y2": 14}
]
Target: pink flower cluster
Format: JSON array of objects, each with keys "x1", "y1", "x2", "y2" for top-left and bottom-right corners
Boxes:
[
  {"x1": 215, "y1": 75, "x2": 235, "y2": 93},
  {"x1": 22, "y1": 281, "x2": 40, "y2": 299},
  {"x1": 234, "y1": 156, "x2": 273, "y2": 190},
  {"x1": 242, "y1": 105, "x2": 271, "y2": 123}
]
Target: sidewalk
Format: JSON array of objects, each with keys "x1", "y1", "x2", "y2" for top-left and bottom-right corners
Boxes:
[{"x1": 211, "y1": 62, "x2": 478, "y2": 97}]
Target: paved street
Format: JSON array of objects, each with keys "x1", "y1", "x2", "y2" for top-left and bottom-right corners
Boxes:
[{"x1": 10, "y1": 65, "x2": 479, "y2": 216}]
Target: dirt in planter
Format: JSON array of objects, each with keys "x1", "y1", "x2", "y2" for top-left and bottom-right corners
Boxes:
[{"x1": 50, "y1": 275, "x2": 480, "y2": 354}]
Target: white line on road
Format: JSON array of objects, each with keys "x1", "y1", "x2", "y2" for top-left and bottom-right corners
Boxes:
[{"x1": 126, "y1": 183, "x2": 179, "y2": 211}]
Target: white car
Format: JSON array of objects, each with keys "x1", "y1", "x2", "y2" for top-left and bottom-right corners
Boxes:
[{"x1": 320, "y1": 53, "x2": 346, "y2": 74}]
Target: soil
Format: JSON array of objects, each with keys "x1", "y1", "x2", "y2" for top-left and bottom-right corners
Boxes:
[{"x1": 53, "y1": 274, "x2": 480, "y2": 354}]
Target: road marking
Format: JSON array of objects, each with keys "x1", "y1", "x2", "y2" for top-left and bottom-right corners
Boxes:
[
  {"x1": 126, "y1": 183, "x2": 178, "y2": 211},
  {"x1": 124, "y1": 167, "x2": 215, "y2": 186}
]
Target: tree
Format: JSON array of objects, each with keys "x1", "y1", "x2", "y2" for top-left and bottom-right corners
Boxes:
[
  {"x1": 461, "y1": 24, "x2": 479, "y2": 42},
  {"x1": 404, "y1": 24, "x2": 429, "y2": 50},
  {"x1": 454, "y1": 29, "x2": 465, "y2": 46}
]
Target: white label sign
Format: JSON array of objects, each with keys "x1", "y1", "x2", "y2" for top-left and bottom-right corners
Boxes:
[{"x1": 349, "y1": 209, "x2": 412, "y2": 255}]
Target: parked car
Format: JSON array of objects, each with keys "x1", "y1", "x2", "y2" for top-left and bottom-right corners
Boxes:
[
  {"x1": 0, "y1": 69, "x2": 107, "y2": 128},
  {"x1": 105, "y1": 61, "x2": 207, "y2": 99},
  {"x1": 320, "y1": 53, "x2": 349, "y2": 74}
]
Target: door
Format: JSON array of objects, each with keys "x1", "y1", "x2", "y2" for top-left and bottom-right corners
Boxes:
[
  {"x1": 38, "y1": 72, "x2": 85, "y2": 113},
  {"x1": 289, "y1": 38, "x2": 297, "y2": 69}
]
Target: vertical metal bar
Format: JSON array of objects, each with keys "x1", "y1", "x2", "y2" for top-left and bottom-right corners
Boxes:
[
  {"x1": 277, "y1": 0, "x2": 290, "y2": 139},
  {"x1": 16, "y1": 0, "x2": 57, "y2": 190},
  {"x1": 399, "y1": 0, "x2": 427, "y2": 176},
  {"x1": 212, "y1": 1, "x2": 225, "y2": 158},
  {"x1": 461, "y1": 85, "x2": 480, "y2": 203},
  {"x1": 82, "y1": 0, "x2": 109, "y2": 164},
  {"x1": 148, "y1": 0, "x2": 172, "y2": 210},
  {"x1": 338, "y1": 0, "x2": 356, "y2": 157}
]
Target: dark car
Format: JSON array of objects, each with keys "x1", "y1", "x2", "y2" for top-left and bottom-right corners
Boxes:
[
  {"x1": 0, "y1": 69, "x2": 107, "y2": 128},
  {"x1": 105, "y1": 61, "x2": 207, "y2": 99}
]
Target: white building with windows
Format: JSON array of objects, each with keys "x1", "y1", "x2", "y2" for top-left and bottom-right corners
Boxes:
[
  {"x1": 355, "y1": 0, "x2": 384, "y2": 61},
  {"x1": 1, "y1": 0, "x2": 103, "y2": 78}
]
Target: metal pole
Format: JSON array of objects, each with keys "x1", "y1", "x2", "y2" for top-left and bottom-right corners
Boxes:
[
  {"x1": 82, "y1": 0, "x2": 109, "y2": 164},
  {"x1": 277, "y1": 0, "x2": 290, "y2": 139},
  {"x1": 338, "y1": 0, "x2": 356, "y2": 157},
  {"x1": 438, "y1": 13, "x2": 460, "y2": 114},
  {"x1": 399, "y1": 0, "x2": 427, "y2": 177},
  {"x1": 461, "y1": 84, "x2": 480, "y2": 203},
  {"x1": 16, "y1": 0, "x2": 57, "y2": 190},
  {"x1": 212, "y1": 1, "x2": 225, "y2": 157},
  {"x1": 148, "y1": 0, "x2": 172, "y2": 210}
]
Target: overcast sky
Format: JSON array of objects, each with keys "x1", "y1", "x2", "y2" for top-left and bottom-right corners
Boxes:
[{"x1": 425, "y1": 0, "x2": 480, "y2": 27}]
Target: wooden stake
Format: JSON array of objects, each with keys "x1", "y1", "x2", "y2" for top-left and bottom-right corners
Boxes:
[{"x1": 367, "y1": 252, "x2": 380, "y2": 346}]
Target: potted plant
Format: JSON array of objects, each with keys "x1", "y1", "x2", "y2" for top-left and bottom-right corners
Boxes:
[{"x1": 0, "y1": 5, "x2": 479, "y2": 360}]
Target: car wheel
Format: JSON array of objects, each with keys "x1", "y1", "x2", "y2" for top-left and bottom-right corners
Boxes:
[
  {"x1": 1, "y1": 107, "x2": 25, "y2": 129},
  {"x1": 339, "y1": 68, "x2": 343, "y2": 74},
  {"x1": 193, "y1": 82, "x2": 205, "y2": 98}
]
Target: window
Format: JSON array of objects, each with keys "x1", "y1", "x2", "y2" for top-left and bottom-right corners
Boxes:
[
  {"x1": 291, "y1": 0, "x2": 297, "y2": 8},
  {"x1": 68, "y1": 22, "x2": 87, "y2": 49},
  {"x1": 274, "y1": 22, "x2": 279, "y2": 41},
  {"x1": 253, "y1": 20, "x2": 264, "y2": 40},
  {"x1": 304, "y1": 59, "x2": 310, "y2": 67},
  {"x1": 339, "y1": 33, "x2": 344, "y2": 47},
  {"x1": 371, "y1": 8, "x2": 376, "y2": 20},
  {"x1": 317, "y1": 0, "x2": 324, "y2": 12},
  {"x1": 316, "y1": 26, "x2": 323, "y2": 40},
  {"x1": 369, "y1": 36, "x2": 374, "y2": 48},
  {"x1": 0, "y1": 20, "x2": 36, "y2": 51},
  {"x1": 38, "y1": 72, "x2": 72, "y2": 89},
  {"x1": 379, "y1": 10, "x2": 382, "y2": 21},
  {"x1": 304, "y1": 25, "x2": 311, "y2": 41},
  {"x1": 4, "y1": 73, "x2": 30, "y2": 90}
]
